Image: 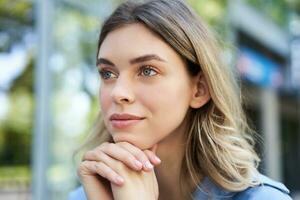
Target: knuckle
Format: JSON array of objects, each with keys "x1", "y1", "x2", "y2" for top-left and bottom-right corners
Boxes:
[
  {"x1": 91, "y1": 150, "x2": 101, "y2": 160},
  {"x1": 107, "y1": 143, "x2": 115, "y2": 152},
  {"x1": 102, "y1": 142, "x2": 113, "y2": 152},
  {"x1": 136, "y1": 151, "x2": 147, "y2": 160},
  {"x1": 126, "y1": 156, "x2": 135, "y2": 164},
  {"x1": 104, "y1": 168, "x2": 115, "y2": 180},
  {"x1": 143, "y1": 150, "x2": 151, "y2": 155},
  {"x1": 82, "y1": 150, "x2": 92, "y2": 160},
  {"x1": 77, "y1": 161, "x2": 90, "y2": 177},
  {"x1": 102, "y1": 142, "x2": 110, "y2": 147},
  {"x1": 88, "y1": 151, "x2": 98, "y2": 160},
  {"x1": 102, "y1": 142, "x2": 109, "y2": 146},
  {"x1": 79, "y1": 160, "x2": 89, "y2": 169},
  {"x1": 118, "y1": 141, "x2": 129, "y2": 148},
  {"x1": 117, "y1": 141, "x2": 125, "y2": 146},
  {"x1": 94, "y1": 163, "x2": 106, "y2": 178},
  {"x1": 117, "y1": 142, "x2": 134, "y2": 153},
  {"x1": 95, "y1": 163, "x2": 115, "y2": 182},
  {"x1": 144, "y1": 150, "x2": 154, "y2": 158},
  {"x1": 100, "y1": 142, "x2": 109, "y2": 150}
]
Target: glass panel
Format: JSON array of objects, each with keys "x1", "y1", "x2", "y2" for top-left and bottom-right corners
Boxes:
[{"x1": 48, "y1": 0, "x2": 121, "y2": 198}]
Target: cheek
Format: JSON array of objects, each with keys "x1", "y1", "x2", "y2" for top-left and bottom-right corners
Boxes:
[
  {"x1": 139, "y1": 80, "x2": 191, "y2": 113},
  {"x1": 138, "y1": 80, "x2": 191, "y2": 129},
  {"x1": 99, "y1": 86, "x2": 110, "y2": 114}
]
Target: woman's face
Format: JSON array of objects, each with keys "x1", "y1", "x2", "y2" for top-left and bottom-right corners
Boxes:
[{"x1": 97, "y1": 23, "x2": 198, "y2": 149}]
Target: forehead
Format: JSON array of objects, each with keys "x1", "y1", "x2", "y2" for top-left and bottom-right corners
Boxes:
[{"x1": 98, "y1": 23, "x2": 179, "y2": 61}]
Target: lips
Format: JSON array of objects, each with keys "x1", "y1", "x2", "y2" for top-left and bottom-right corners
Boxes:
[
  {"x1": 109, "y1": 113, "x2": 145, "y2": 120},
  {"x1": 109, "y1": 113, "x2": 145, "y2": 129}
]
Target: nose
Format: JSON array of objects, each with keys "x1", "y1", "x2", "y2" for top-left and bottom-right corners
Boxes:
[{"x1": 111, "y1": 76, "x2": 135, "y2": 105}]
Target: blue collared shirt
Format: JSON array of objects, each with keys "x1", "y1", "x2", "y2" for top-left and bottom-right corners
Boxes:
[
  {"x1": 68, "y1": 173, "x2": 292, "y2": 200},
  {"x1": 192, "y1": 174, "x2": 292, "y2": 199}
]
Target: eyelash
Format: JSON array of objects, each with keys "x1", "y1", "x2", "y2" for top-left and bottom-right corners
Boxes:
[{"x1": 98, "y1": 65, "x2": 158, "y2": 80}]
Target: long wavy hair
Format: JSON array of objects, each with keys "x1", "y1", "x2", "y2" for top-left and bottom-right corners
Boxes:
[{"x1": 77, "y1": 0, "x2": 260, "y2": 196}]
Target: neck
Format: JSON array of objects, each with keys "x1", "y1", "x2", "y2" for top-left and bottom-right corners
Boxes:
[{"x1": 155, "y1": 120, "x2": 191, "y2": 200}]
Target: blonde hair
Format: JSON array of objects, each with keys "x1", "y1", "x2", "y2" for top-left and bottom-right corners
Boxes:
[{"x1": 77, "y1": 0, "x2": 260, "y2": 195}]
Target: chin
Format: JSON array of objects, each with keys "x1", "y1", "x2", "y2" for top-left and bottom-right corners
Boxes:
[{"x1": 112, "y1": 133, "x2": 153, "y2": 150}]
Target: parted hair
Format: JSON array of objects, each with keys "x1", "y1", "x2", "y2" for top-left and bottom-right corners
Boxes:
[{"x1": 78, "y1": 0, "x2": 260, "y2": 196}]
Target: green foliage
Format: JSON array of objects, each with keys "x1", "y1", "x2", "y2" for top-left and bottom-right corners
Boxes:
[
  {"x1": 187, "y1": 0, "x2": 227, "y2": 25},
  {"x1": 0, "y1": 0, "x2": 33, "y2": 52},
  {"x1": 0, "y1": 127, "x2": 32, "y2": 165},
  {"x1": 10, "y1": 56, "x2": 34, "y2": 94},
  {"x1": 187, "y1": 0, "x2": 227, "y2": 33},
  {"x1": 0, "y1": 60, "x2": 34, "y2": 165},
  {"x1": 0, "y1": 165, "x2": 31, "y2": 187},
  {"x1": 245, "y1": 0, "x2": 300, "y2": 25},
  {"x1": 187, "y1": 0, "x2": 300, "y2": 30},
  {"x1": 0, "y1": 50, "x2": 34, "y2": 166},
  {"x1": 0, "y1": 0, "x2": 33, "y2": 24},
  {"x1": 285, "y1": 0, "x2": 300, "y2": 12}
]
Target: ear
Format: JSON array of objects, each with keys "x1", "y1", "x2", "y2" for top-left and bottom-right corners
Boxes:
[{"x1": 189, "y1": 72, "x2": 211, "y2": 109}]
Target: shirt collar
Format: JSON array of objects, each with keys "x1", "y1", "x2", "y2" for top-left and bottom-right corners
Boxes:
[{"x1": 192, "y1": 176, "x2": 236, "y2": 200}]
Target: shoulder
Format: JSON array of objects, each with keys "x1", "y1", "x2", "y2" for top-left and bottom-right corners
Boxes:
[
  {"x1": 192, "y1": 173, "x2": 292, "y2": 200},
  {"x1": 68, "y1": 186, "x2": 87, "y2": 200},
  {"x1": 234, "y1": 174, "x2": 292, "y2": 200}
]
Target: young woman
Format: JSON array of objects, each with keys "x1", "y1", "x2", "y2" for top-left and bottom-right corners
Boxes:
[{"x1": 69, "y1": 0, "x2": 292, "y2": 199}]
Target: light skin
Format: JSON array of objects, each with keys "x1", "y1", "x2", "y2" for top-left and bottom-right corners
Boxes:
[{"x1": 78, "y1": 23, "x2": 210, "y2": 200}]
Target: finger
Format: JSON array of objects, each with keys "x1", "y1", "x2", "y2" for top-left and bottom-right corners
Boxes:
[
  {"x1": 78, "y1": 160, "x2": 97, "y2": 178},
  {"x1": 82, "y1": 150, "x2": 98, "y2": 161},
  {"x1": 82, "y1": 151, "x2": 130, "y2": 186},
  {"x1": 83, "y1": 146, "x2": 142, "y2": 171},
  {"x1": 117, "y1": 142, "x2": 154, "y2": 171},
  {"x1": 149, "y1": 144, "x2": 158, "y2": 153},
  {"x1": 94, "y1": 162, "x2": 125, "y2": 186},
  {"x1": 77, "y1": 161, "x2": 113, "y2": 200},
  {"x1": 144, "y1": 149, "x2": 161, "y2": 166},
  {"x1": 146, "y1": 144, "x2": 161, "y2": 165},
  {"x1": 99, "y1": 143, "x2": 144, "y2": 171},
  {"x1": 78, "y1": 160, "x2": 124, "y2": 186}
]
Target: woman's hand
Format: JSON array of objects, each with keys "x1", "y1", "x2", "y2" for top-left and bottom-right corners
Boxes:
[
  {"x1": 77, "y1": 142, "x2": 161, "y2": 200},
  {"x1": 77, "y1": 162, "x2": 113, "y2": 200},
  {"x1": 110, "y1": 145, "x2": 159, "y2": 200}
]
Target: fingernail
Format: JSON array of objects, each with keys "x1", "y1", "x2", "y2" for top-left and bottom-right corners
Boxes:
[
  {"x1": 134, "y1": 160, "x2": 143, "y2": 169},
  {"x1": 115, "y1": 176, "x2": 124, "y2": 184},
  {"x1": 154, "y1": 156, "x2": 161, "y2": 163},
  {"x1": 144, "y1": 161, "x2": 153, "y2": 169}
]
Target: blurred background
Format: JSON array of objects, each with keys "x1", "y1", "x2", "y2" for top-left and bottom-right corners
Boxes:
[{"x1": 0, "y1": 0, "x2": 300, "y2": 199}]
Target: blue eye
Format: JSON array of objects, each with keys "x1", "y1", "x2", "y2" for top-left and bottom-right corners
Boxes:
[
  {"x1": 140, "y1": 66, "x2": 157, "y2": 76},
  {"x1": 99, "y1": 70, "x2": 117, "y2": 79}
]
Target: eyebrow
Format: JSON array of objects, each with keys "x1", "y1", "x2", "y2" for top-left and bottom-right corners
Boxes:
[{"x1": 96, "y1": 54, "x2": 166, "y2": 67}]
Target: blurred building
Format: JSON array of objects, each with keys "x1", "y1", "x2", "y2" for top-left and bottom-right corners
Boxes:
[
  {"x1": 32, "y1": 0, "x2": 120, "y2": 199},
  {"x1": 228, "y1": 1, "x2": 300, "y2": 199}
]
